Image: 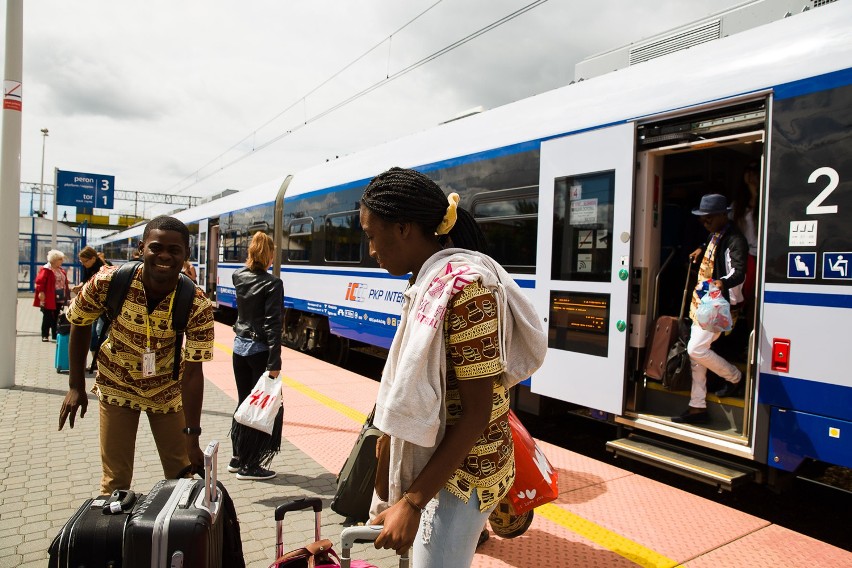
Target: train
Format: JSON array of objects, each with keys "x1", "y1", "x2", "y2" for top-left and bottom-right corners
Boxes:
[{"x1": 94, "y1": 0, "x2": 851, "y2": 489}]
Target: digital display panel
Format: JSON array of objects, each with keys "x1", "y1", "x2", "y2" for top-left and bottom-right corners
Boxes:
[{"x1": 548, "y1": 291, "x2": 609, "y2": 357}]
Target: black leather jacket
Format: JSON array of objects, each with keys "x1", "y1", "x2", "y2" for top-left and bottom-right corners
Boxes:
[{"x1": 232, "y1": 267, "x2": 283, "y2": 371}]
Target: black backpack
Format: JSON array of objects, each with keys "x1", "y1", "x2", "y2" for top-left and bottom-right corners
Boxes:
[{"x1": 104, "y1": 261, "x2": 197, "y2": 380}]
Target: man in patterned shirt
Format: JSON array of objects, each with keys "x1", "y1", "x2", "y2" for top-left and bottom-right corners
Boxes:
[{"x1": 58, "y1": 216, "x2": 215, "y2": 493}]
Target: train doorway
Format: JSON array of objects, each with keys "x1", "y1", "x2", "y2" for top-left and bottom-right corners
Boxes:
[{"x1": 628, "y1": 99, "x2": 766, "y2": 449}]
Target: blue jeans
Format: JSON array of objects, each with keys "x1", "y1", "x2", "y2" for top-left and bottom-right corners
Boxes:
[{"x1": 412, "y1": 488, "x2": 494, "y2": 568}]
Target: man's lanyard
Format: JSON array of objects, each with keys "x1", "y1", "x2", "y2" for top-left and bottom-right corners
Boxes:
[{"x1": 140, "y1": 269, "x2": 177, "y2": 351}]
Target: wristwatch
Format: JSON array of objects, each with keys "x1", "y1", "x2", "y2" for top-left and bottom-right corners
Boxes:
[{"x1": 182, "y1": 426, "x2": 202, "y2": 435}]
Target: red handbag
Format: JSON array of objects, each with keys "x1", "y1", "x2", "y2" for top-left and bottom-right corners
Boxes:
[{"x1": 506, "y1": 410, "x2": 559, "y2": 515}]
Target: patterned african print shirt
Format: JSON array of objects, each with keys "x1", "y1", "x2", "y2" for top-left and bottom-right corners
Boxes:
[
  {"x1": 444, "y1": 281, "x2": 514, "y2": 512},
  {"x1": 67, "y1": 264, "x2": 215, "y2": 413}
]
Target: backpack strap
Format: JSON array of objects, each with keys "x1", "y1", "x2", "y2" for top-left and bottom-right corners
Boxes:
[
  {"x1": 105, "y1": 261, "x2": 142, "y2": 322},
  {"x1": 171, "y1": 273, "x2": 197, "y2": 381}
]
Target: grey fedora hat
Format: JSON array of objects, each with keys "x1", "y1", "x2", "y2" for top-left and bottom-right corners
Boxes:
[{"x1": 692, "y1": 194, "x2": 731, "y2": 216}]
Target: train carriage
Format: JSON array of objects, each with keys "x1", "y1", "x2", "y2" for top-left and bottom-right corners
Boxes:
[{"x1": 94, "y1": 0, "x2": 852, "y2": 488}]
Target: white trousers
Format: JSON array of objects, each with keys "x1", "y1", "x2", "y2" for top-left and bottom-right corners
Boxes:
[{"x1": 686, "y1": 322, "x2": 741, "y2": 409}]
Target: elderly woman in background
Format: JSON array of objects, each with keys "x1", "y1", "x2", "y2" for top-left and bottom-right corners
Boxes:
[{"x1": 34, "y1": 249, "x2": 71, "y2": 342}]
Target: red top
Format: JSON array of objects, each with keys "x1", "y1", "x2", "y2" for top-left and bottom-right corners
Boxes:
[{"x1": 33, "y1": 265, "x2": 70, "y2": 310}]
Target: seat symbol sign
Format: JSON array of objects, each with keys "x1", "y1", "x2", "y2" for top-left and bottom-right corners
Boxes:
[
  {"x1": 787, "y1": 252, "x2": 816, "y2": 279},
  {"x1": 823, "y1": 253, "x2": 851, "y2": 280}
]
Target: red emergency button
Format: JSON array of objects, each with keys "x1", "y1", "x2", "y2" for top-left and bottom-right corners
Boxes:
[{"x1": 771, "y1": 338, "x2": 791, "y2": 373}]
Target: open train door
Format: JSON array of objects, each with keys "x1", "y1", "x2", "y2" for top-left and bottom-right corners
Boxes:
[{"x1": 532, "y1": 123, "x2": 635, "y2": 415}]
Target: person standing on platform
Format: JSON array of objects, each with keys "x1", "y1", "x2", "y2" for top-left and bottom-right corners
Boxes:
[
  {"x1": 34, "y1": 249, "x2": 71, "y2": 342},
  {"x1": 361, "y1": 167, "x2": 546, "y2": 567},
  {"x1": 58, "y1": 216, "x2": 215, "y2": 493},
  {"x1": 73, "y1": 246, "x2": 107, "y2": 372},
  {"x1": 673, "y1": 194, "x2": 747, "y2": 425},
  {"x1": 229, "y1": 232, "x2": 283, "y2": 481}
]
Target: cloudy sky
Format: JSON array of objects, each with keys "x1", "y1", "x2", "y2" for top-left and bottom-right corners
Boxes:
[{"x1": 3, "y1": 0, "x2": 742, "y2": 219}]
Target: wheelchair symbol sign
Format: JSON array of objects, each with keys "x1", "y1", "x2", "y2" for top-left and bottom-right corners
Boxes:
[
  {"x1": 787, "y1": 252, "x2": 816, "y2": 279},
  {"x1": 823, "y1": 253, "x2": 852, "y2": 280}
]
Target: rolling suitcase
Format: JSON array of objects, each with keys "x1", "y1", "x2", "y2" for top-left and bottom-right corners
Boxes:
[
  {"x1": 55, "y1": 311, "x2": 70, "y2": 373},
  {"x1": 48, "y1": 489, "x2": 138, "y2": 567},
  {"x1": 330, "y1": 407, "x2": 383, "y2": 522},
  {"x1": 644, "y1": 262, "x2": 693, "y2": 382},
  {"x1": 270, "y1": 498, "x2": 407, "y2": 568},
  {"x1": 643, "y1": 316, "x2": 679, "y2": 380},
  {"x1": 123, "y1": 441, "x2": 224, "y2": 568}
]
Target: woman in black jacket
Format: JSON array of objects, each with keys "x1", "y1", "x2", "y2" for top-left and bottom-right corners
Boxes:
[
  {"x1": 73, "y1": 246, "x2": 106, "y2": 372},
  {"x1": 229, "y1": 232, "x2": 283, "y2": 480}
]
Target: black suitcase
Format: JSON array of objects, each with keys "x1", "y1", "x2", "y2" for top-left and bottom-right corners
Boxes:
[
  {"x1": 330, "y1": 407, "x2": 383, "y2": 522},
  {"x1": 123, "y1": 441, "x2": 224, "y2": 568},
  {"x1": 48, "y1": 489, "x2": 138, "y2": 567}
]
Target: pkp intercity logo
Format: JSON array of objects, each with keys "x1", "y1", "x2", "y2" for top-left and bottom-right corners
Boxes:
[{"x1": 344, "y1": 282, "x2": 368, "y2": 302}]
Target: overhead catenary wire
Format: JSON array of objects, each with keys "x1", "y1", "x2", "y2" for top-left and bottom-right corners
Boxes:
[
  {"x1": 167, "y1": 0, "x2": 550, "y2": 196},
  {"x1": 165, "y1": 0, "x2": 446, "y2": 196}
]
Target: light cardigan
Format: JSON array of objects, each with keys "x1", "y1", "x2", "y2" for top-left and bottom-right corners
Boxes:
[{"x1": 373, "y1": 248, "x2": 547, "y2": 509}]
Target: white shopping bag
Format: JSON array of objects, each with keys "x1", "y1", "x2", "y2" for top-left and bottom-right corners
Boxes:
[{"x1": 233, "y1": 372, "x2": 282, "y2": 435}]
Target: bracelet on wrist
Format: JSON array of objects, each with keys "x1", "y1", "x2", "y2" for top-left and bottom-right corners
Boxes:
[
  {"x1": 402, "y1": 491, "x2": 423, "y2": 513},
  {"x1": 182, "y1": 426, "x2": 202, "y2": 436}
]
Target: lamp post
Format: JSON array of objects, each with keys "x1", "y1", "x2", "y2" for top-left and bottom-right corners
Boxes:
[{"x1": 38, "y1": 127, "x2": 48, "y2": 217}]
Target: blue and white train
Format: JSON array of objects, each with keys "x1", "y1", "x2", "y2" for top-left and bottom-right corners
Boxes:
[{"x1": 95, "y1": 0, "x2": 851, "y2": 489}]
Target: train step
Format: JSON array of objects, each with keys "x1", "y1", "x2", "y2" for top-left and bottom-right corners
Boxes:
[{"x1": 606, "y1": 434, "x2": 758, "y2": 491}]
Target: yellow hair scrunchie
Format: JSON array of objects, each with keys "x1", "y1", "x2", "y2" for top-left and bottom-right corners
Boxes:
[{"x1": 436, "y1": 193, "x2": 460, "y2": 235}]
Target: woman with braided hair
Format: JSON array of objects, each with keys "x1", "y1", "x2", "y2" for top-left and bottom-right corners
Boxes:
[{"x1": 363, "y1": 167, "x2": 546, "y2": 566}]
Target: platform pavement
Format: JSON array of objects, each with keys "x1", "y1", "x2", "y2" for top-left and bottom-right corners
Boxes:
[
  {"x1": 0, "y1": 297, "x2": 397, "y2": 568},
  {"x1": 3, "y1": 296, "x2": 852, "y2": 567}
]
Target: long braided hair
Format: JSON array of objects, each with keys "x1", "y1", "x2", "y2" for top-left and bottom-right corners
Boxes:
[{"x1": 360, "y1": 167, "x2": 489, "y2": 253}]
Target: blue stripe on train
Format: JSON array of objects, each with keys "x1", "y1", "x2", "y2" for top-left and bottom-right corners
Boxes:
[
  {"x1": 764, "y1": 291, "x2": 852, "y2": 309},
  {"x1": 759, "y1": 372, "x2": 852, "y2": 423}
]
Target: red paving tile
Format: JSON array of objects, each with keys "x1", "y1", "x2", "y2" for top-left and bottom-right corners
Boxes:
[{"x1": 686, "y1": 524, "x2": 852, "y2": 568}]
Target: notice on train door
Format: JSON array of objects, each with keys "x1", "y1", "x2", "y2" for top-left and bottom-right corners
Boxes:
[{"x1": 570, "y1": 198, "x2": 597, "y2": 225}]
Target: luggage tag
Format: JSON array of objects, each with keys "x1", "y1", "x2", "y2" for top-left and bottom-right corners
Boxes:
[{"x1": 142, "y1": 348, "x2": 156, "y2": 377}]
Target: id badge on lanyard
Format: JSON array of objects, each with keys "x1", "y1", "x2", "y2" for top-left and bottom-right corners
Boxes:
[{"x1": 142, "y1": 348, "x2": 156, "y2": 377}]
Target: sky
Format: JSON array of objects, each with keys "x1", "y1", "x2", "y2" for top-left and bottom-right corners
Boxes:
[{"x1": 3, "y1": 0, "x2": 744, "y2": 220}]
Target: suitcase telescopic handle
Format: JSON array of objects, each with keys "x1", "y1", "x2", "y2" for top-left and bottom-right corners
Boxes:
[
  {"x1": 274, "y1": 496, "x2": 323, "y2": 521},
  {"x1": 203, "y1": 440, "x2": 219, "y2": 508},
  {"x1": 274, "y1": 497, "x2": 324, "y2": 558},
  {"x1": 339, "y1": 525, "x2": 409, "y2": 568}
]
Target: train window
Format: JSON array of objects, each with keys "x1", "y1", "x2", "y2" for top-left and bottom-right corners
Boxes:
[
  {"x1": 222, "y1": 229, "x2": 249, "y2": 263},
  {"x1": 551, "y1": 171, "x2": 614, "y2": 282},
  {"x1": 473, "y1": 193, "x2": 538, "y2": 274},
  {"x1": 324, "y1": 212, "x2": 362, "y2": 263},
  {"x1": 288, "y1": 219, "x2": 313, "y2": 262}
]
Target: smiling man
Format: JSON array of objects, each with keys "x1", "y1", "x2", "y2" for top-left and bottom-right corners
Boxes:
[{"x1": 58, "y1": 216, "x2": 215, "y2": 493}]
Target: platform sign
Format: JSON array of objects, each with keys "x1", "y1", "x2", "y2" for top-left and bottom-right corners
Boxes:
[{"x1": 56, "y1": 169, "x2": 115, "y2": 209}]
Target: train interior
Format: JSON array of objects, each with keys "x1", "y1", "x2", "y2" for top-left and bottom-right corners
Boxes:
[{"x1": 627, "y1": 99, "x2": 766, "y2": 444}]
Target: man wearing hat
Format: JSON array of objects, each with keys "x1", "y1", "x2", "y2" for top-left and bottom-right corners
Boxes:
[{"x1": 673, "y1": 194, "x2": 748, "y2": 424}]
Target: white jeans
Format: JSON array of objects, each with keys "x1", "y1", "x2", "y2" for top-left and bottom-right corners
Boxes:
[
  {"x1": 686, "y1": 321, "x2": 741, "y2": 409},
  {"x1": 412, "y1": 488, "x2": 494, "y2": 568}
]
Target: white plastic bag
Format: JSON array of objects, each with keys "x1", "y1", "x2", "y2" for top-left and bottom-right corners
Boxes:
[
  {"x1": 696, "y1": 285, "x2": 733, "y2": 333},
  {"x1": 233, "y1": 372, "x2": 282, "y2": 435}
]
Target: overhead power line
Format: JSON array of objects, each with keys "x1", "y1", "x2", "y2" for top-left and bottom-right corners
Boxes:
[
  {"x1": 165, "y1": 0, "x2": 446, "y2": 196},
  {"x1": 167, "y1": 0, "x2": 550, "y2": 195}
]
